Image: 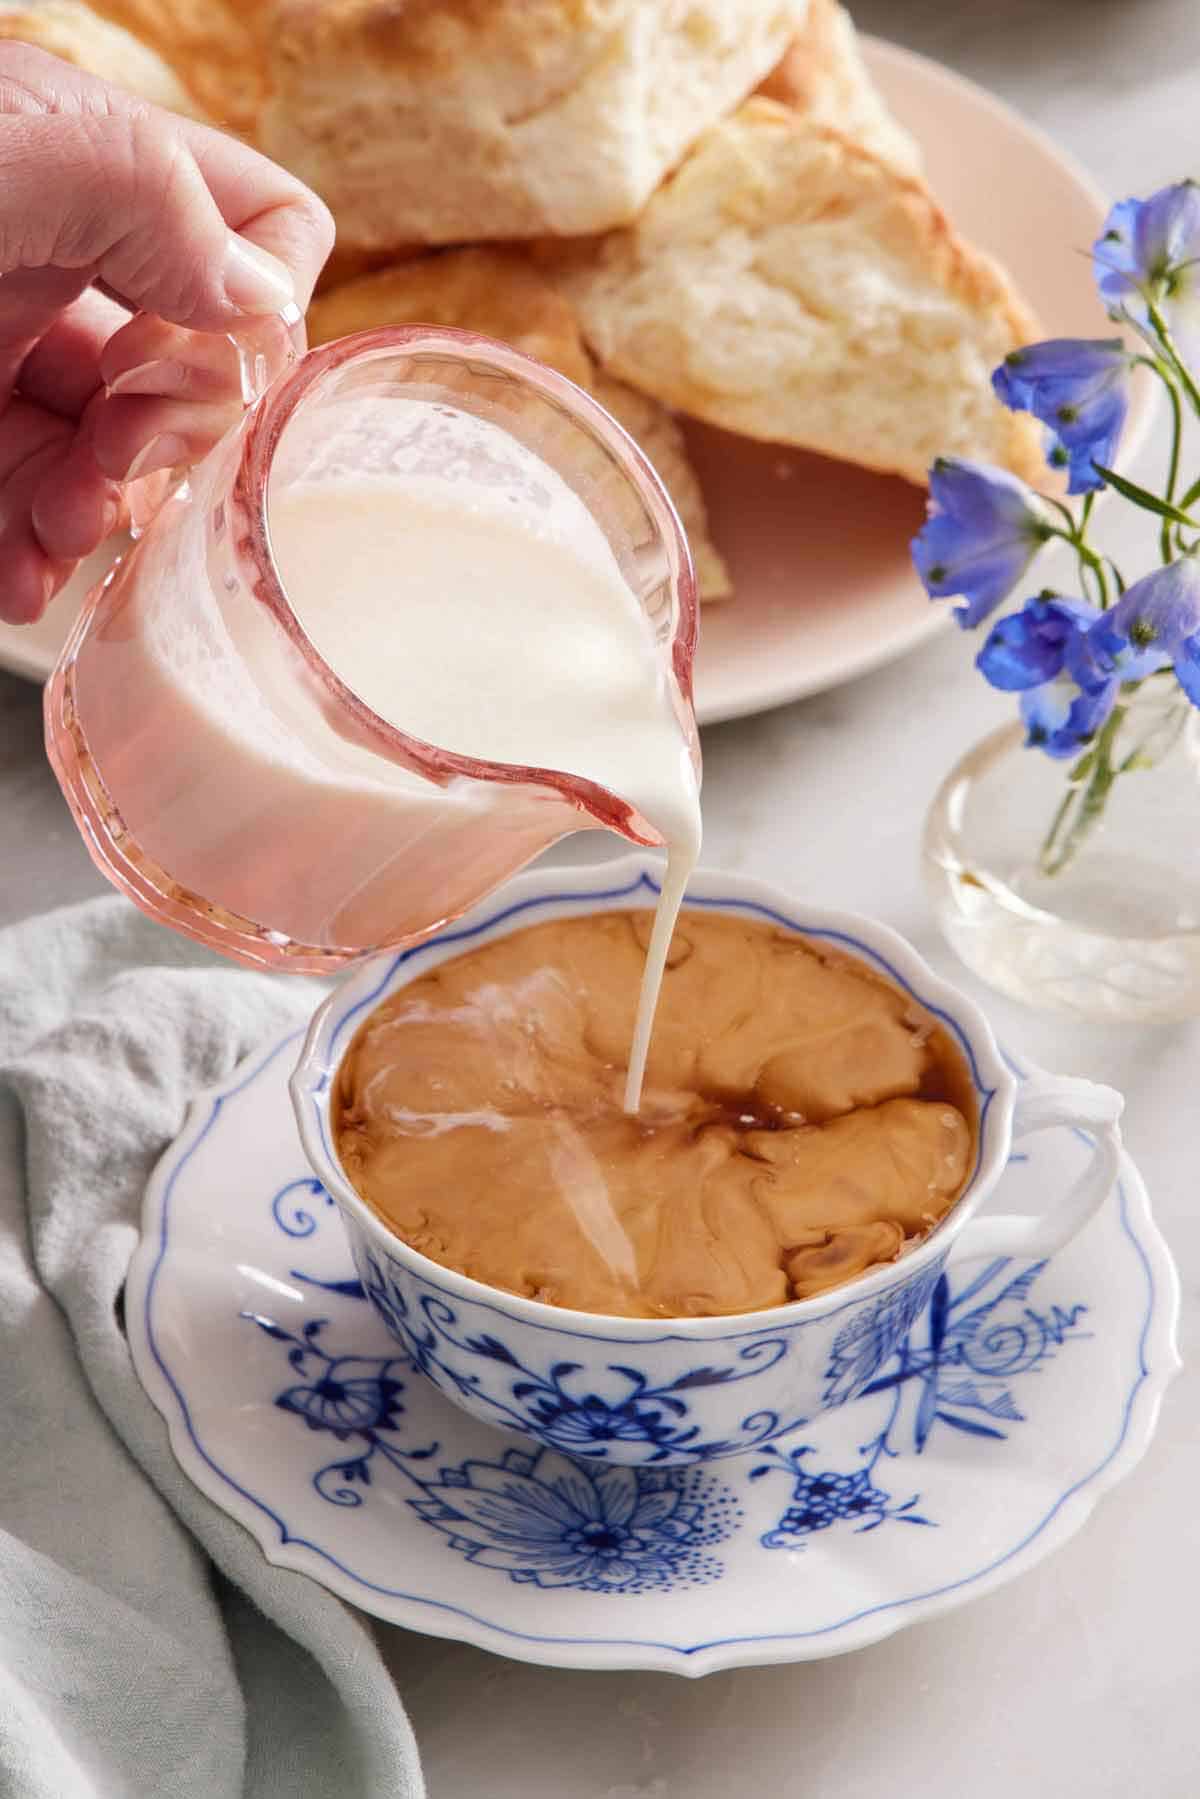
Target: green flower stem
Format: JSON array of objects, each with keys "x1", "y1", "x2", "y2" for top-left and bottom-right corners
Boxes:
[
  {"x1": 1133, "y1": 358, "x2": 1184, "y2": 550},
  {"x1": 1074, "y1": 492, "x2": 1112, "y2": 607},
  {"x1": 1038, "y1": 703, "x2": 1127, "y2": 876},
  {"x1": 1157, "y1": 363, "x2": 1183, "y2": 561},
  {"x1": 1043, "y1": 521, "x2": 1111, "y2": 608},
  {"x1": 1074, "y1": 538, "x2": 1111, "y2": 608},
  {"x1": 1046, "y1": 491, "x2": 1123, "y2": 608},
  {"x1": 1146, "y1": 300, "x2": 1200, "y2": 420}
]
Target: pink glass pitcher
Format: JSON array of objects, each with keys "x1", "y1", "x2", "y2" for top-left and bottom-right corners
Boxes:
[{"x1": 45, "y1": 319, "x2": 700, "y2": 973}]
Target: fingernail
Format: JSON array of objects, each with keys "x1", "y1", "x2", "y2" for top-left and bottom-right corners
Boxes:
[
  {"x1": 223, "y1": 233, "x2": 295, "y2": 315},
  {"x1": 126, "y1": 434, "x2": 189, "y2": 482},
  {"x1": 108, "y1": 359, "x2": 189, "y2": 398}
]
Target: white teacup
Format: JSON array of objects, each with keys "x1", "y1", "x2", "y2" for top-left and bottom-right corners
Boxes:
[{"x1": 291, "y1": 855, "x2": 1123, "y2": 1469}]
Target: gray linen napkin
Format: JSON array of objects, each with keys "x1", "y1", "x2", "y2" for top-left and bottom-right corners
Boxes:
[{"x1": 0, "y1": 896, "x2": 425, "y2": 1799}]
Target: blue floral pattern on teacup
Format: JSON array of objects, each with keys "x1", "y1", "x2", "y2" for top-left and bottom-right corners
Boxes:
[
  {"x1": 349, "y1": 1237, "x2": 959, "y2": 1462},
  {"x1": 354, "y1": 1239, "x2": 803, "y2": 1462},
  {"x1": 268, "y1": 1178, "x2": 963, "y2": 1465},
  {"x1": 822, "y1": 1260, "x2": 946, "y2": 1407}
]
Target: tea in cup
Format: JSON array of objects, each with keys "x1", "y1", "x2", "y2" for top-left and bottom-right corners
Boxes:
[
  {"x1": 331, "y1": 907, "x2": 978, "y2": 1318},
  {"x1": 292, "y1": 857, "x2": 1123, "y2": 1467}
]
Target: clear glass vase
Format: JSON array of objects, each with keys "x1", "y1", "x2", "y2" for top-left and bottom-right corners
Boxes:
[{"x1": 923, "y1": 688, "x2": 1200, "y2": 1021}]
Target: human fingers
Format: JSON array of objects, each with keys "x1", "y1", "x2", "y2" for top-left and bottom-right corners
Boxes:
[
  {"x1": 90, "y1": 392, "x2": 241, "y2": 482},
  {"x1": 14, "y1": 284, "x2": 131, "y2": 416},
  {"x1": 99, "y1": 311, "x2": 245, "y2": 404},
  {"x1": 30, "y1": 431, "x2": 122, "y2": 563},
  {"x1": 0, "y1": 45, "x2": 333, "y2": 330},
  {"x1": 0, "y1": 398, "x2": 75, "y2": 621}
]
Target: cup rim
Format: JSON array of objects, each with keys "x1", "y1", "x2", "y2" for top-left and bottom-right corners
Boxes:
[
  {"x1": 234, "y1": 324, "x2": 699, "y2": 843},
  {"x1": 290, "y1": 854, "x2": 1015, "y2": 1340}
]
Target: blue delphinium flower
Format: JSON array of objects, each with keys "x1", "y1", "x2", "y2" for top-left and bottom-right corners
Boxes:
[
  {"x1": 1086, "y1": 557, "x2": 1200, "y2": 704},
  {"x1": 1093, "y1": 197, "x2": 1144, "y2": 316},
  {"x1": 975, "y1": 593, "x2": 1100, "y2": 691},
  {"x1": 977, "y1": 594, "x2": 1118, "y2": 757},
  {"x1": 1093, "y1": 181, "x2": 1200, "y2": 360},
  {"x1": 993, "y1": 339, "x2": 1133, "y2": 494},
  {"x1": 912, "y1": 457, "x2": 1053, "y2": 627},
  {"x1": 1018, "y1": 680, "x2": 1119, "y2": 760}
]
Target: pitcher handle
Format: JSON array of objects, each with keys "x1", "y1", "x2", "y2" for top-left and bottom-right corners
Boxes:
[
  {"x1": 126, "y1": 305, "x2": 305, "y2": 535},
  {"x1": 951, "y1": 1074, "x2": 1124, "y2": 1263}
]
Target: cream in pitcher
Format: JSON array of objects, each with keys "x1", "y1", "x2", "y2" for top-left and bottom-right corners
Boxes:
[
  {"x1": 46, "y1": 330, "x2": 700, "y2": 1107},
  {"x1": 270, "y1": 397, "x2": 701, "y2": 1111}
]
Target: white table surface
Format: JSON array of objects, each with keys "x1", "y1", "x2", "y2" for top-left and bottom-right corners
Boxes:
[{"x1": 2, "y1": 5, "x2": 1198, "y2": 1795}]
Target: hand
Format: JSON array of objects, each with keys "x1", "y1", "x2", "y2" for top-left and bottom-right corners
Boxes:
[{"x1": 0, "y1": 44, "x2": 334, "y2": 624}]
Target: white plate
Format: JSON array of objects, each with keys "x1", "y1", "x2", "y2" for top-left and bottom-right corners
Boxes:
[
  {"x1": 0, "y1": 41, "x2": 1152, "y2": 724},
  {"x1": 126, "y1": 1036, "x2": 1179, "y2": 1676}
]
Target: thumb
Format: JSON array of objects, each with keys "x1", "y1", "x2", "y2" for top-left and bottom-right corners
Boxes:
[{"x1": 0, "y1": 111, "x2": 295, "y2": 330}]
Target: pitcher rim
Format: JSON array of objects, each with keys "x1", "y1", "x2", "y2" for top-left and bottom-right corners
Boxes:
[{"x1": 234, "y1": 324, "x2": 701, "y2": 843}]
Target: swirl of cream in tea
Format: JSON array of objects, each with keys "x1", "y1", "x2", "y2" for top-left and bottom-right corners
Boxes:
[{"x1": 334, "y1": 911, "x2": 975, "y2": 1319}]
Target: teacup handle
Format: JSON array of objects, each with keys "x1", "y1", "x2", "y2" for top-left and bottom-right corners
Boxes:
[{"x1": 951, "y1": 1074, "x2": 1124, "y2": 1262}]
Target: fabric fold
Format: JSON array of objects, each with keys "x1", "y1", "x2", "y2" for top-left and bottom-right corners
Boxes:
[{"x1": 0, "y1": 896, "x2": 424, "y2": 1799}]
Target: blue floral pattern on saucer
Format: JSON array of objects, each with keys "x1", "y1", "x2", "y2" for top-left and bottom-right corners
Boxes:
[
  {"x1": 124, "y1": 1029, "x2": 1180, "y2": 1674},
  {"x1": 249, "y1": 1311, "x2": 741, "y2": 1594},
  {"x1": 410, "y1": 1449, "x2": 740, "y2": 1595},
  {"x1": 754, "y1": 1257, "x2": 1090, "y2": 1547}
]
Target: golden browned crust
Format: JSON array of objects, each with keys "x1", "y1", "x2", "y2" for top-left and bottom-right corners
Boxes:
[
  {"x1": 306, "y1": 247, "x2": 595, "y2": 390},
  {"x1": 723, "y1": 103, "x2": 1038, "y2": 350},
  {"x1": 796, "y1": 120, "x2": 1045, "y2": 482},
  {"x1": 272, "y1": 0, "x2": 615, "y2": 72},
  {"x1": 85, "y1": 0, "x2": 269, "y2": 132},
  {"x1": 313, "y1": 243, "x2": 426, "y2": 297},
  {"x1": 759, "y1": 0, "x2": 855, "y2": 111},
  {"x1": 0, "y1": 1, "x2": 205, "y2": 116},
  {"x1": 260, "y1": 0, "x2": 806, "y2": 250},
  {"x1": 755, "y1": 0, "x2": 923, "y2": 177},
  {"x1": 806, "y1": 117, "x2": 1045, "y2": 480}
]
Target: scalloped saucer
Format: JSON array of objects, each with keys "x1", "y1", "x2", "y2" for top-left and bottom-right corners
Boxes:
[{"x1": 126, "y1": 1033, "x2": 1180, "y2": 1676}]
